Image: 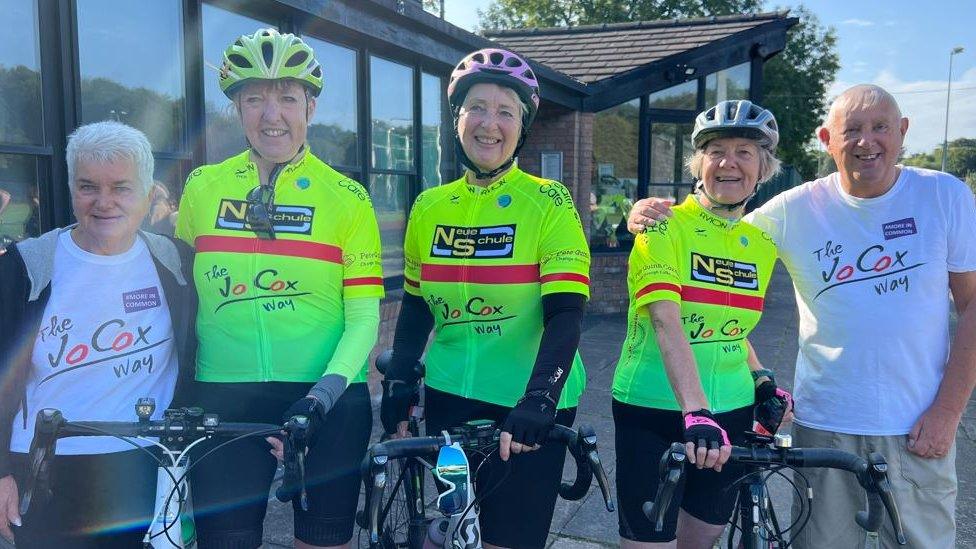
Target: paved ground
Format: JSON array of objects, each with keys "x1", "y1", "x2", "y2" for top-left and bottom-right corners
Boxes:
[{"x1": 264, "y1": 263, "x2": 976, "y2": 547}]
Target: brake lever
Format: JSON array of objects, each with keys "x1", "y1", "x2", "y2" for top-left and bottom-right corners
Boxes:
[
  {"x1": 642, "y1": 442, "x2": 686, "y2": 532},
  {"x1": 867, "y1": 452, "x2": 907, "y2": 545},
  {"x1": 367, "y1": 451, "x2": 389, "y2": 544},
  {"x1": 274, "y1": 415, "x2": 310, "y2": 511},
  {"x1": 20, "y1": 409, "x2": 64, "y2": 516},
  {"x1": 579, "y1": 425, "x2": 614, "y2": 512}
]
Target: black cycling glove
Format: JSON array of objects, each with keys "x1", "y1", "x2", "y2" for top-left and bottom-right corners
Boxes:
[
  {"x1": 380, "y1": 379, "x2": 419, "y2": 435},
  {"x1": 682, "y1": 409, "x2": 730, "y2": 450},
  {"x1": 502, "y1": 390, "x2": 557, "y2": 447},
  {"x1": 753, "y1": 380, "x2": 793, "y2": 435},
  {"x1": 282, "y1": 397, "x2": 326, "y2": 446}
]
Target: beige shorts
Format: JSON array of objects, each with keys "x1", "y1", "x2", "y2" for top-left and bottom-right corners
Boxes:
[{"x1": 789, "y1": 424, "x2": 956, "y2": 549}]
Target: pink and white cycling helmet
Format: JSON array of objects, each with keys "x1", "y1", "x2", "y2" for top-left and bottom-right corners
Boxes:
[{"x1": 448, "y1": 48, "x2": 541, "y2": 127}]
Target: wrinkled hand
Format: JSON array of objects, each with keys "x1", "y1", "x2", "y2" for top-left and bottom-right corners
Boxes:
[
  {"x1": 499, "y1": 393, "x2": 556, "y2": 462},
  {"x1": 0, "y1": 475, "x2": 21, "y2": 542},
  {"x1": 908, "y1": 403, "x2": 961, "y2": 459},
  {"x1": 627, "y1": 198, "x2": 675, "y2": 234},
  {"x1": 266, "y1": 436, "x2": 285, "y2": 462},
  {"x1": 683, "y1": 410, "x2": 732, "y2": 471}
]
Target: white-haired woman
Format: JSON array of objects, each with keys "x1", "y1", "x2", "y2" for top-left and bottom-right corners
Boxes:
[
  {"x1": 0, "y1": 121, "x2": 196, "y2": 548},
  {"x1": 612, "y1": 100, "x2": 793, "y2": 548}
]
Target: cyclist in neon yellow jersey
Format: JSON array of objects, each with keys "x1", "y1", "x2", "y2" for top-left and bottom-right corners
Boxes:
[
  {"x1": 380, "y1": 48, "x2": 590, "y2": 549},
  {"x1": 174, "y1": 29, "x2": 382, "y2": 549},
  {"x1": 612, "y1": 101, "x2": 793, "y2": 549}
]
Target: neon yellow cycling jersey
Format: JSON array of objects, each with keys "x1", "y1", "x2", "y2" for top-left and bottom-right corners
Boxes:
[
  {"x1": 404, "y1": 167, "x2": 590, "y2": 408},
  {"x1": 175, "y1": 149, "x2": 384, "y2": 383},
  {"x1": 612, "y1": 195, "x2": 776, "y2": 412}
]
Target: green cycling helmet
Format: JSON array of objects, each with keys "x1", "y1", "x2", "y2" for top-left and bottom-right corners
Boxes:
[{"x1": 219, "y1": 28, "x2": 323, "y2": 98}]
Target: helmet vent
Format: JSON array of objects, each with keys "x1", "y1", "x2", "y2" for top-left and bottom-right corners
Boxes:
[
  {"x1": 524, "y1": 69, "x2": 535, "y2": 81},
  {"x1": 489, "y1": 51, "x2": 504, "y2": 65},
  {"x1": 504, "y1": 56, "x2": 522, "y2": 67},
  {"x1": 261, "y1": 42, "x2": 274, "y2": 67},
  {"x1": 228, "y1": 54, "x2": 252, "y2": 69},
  {"x1": 472, "y1": 53, "x2": 485, "y2": 64},
  {"x1": 311, "y1": 66, "x2": 322, "y2": 78},
  {"x1": 261, "y1": 29, "x2": 272, "y2": 36},
  {"x1": 234, "y1": 39, "x2": 244, "y2": 48},
  {"x1": 285, "y1": 50, "x2": 309, "y2": 67}
]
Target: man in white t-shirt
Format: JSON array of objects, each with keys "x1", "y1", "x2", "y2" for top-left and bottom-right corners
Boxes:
[{"x1": 627, "y1": 85, "x2": 976, "y2": 547}]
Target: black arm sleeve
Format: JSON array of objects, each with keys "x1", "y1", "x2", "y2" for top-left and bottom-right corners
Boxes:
[
  {"x1": 387, "y1": 292, "x2": 434, "y2": 383},
  {"x1": 523, "y1": 292, "x2": 586, "y2": 401}
]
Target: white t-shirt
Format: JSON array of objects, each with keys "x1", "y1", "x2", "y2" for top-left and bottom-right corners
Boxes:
[
  {"x1": 10, "y1": 231, "x2": 179, "y2": 454},
  {"x1": 748, "y1": 167, "x2": 976, "y2": 435}
]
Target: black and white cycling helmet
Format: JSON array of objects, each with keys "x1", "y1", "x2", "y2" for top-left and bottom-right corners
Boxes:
[{"x1": 692, "y1": 100, "x2": 779, "y2": 150}]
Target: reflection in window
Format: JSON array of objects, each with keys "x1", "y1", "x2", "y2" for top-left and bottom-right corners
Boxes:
[
  {"x1": 202, "y1": 4, "x2": 269, "y2": 163},
  {"x1": 648, "y1": 80, "x2": 697, "y2": 110},
  {"x1": 705, "y1": 62, "x2": 751, "y2": 106},
  {"x1": 304, "y1": 37, "x2": 358, "y2": 168},
  {"x1": 77, "y1": 0, "x2": 185, "y2": 152},
  {"x1": 0, "y1": 154, "x2": 42, "y2": 244},
  {"x1": 143, "y1": 159, "x2": 188, "y2": 236},
  {"x1": 371, "y1": 57, "x2": 414, "y2": 171},
  {"x1": 421, "y1": 73, "x2": 444, "y2": 188},
  {"x1": 590, "y1": 100, "x2": 638, "y2": 250},
  {"x1": 649, "y1": 123, "x2": 695, "y2": 201},
  {"x1": 0, "y1": 0, "x2": 43, "y2": 145},
  {"x1": 370, "y1": 173, "x2": 409, "y2": 278}
]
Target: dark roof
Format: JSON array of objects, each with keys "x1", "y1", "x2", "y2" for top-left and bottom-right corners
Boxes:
[{"x1": 485, "y1": 11, "x2": 792, "y2": 84}]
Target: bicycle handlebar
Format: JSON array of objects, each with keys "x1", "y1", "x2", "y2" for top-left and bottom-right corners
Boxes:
[
  {"x1": 361, "y1": 423, "x2": 614, "y2": 545},
  {"x1": 642, "y1": 442, "x2": 906, "y2": 544},
  {"x1": 20, "y1": 406, "x2": 311, "y2": 516}
]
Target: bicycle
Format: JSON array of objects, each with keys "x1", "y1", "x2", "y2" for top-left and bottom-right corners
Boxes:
[
  {"x1": 643, "y1": 434, "x2": 908, "y2": 548},
  {"x1": 18, "y1": 398, "x2": 311, "y2": 548},
  {"x1": 363, "y1": 351, "x2": 613, "y2": 548},
  {"x1": 360, "y1": 419, "x2": 614, "y2": 549}
]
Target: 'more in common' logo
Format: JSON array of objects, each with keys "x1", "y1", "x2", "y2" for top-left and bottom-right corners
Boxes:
[{"x1": 882, "y1": 218, "x2": 917, "y2": 240}]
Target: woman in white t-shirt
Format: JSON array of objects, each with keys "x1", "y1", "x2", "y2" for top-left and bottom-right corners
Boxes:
[{"x1": 0, "y1": 121, "x2": 197, "y2": 549}]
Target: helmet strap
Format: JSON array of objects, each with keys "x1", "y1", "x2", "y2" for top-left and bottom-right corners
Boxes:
[{"x1": 695, "y1": 181, "x2": 755, "y2": 214}]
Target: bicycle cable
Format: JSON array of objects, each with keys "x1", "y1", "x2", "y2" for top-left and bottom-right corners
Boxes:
[{"x1": 721, "y1": 462, "x2": 812, "y2": 548}]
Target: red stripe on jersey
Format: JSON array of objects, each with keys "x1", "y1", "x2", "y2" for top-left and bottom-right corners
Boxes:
[
  {"x1": 404, "y1": 276, "x2": 420, "y2": 288},
  {"x1": 421, "y1": 263, "x2": 541, "y2": 284},
  {"x1": 344, "y1": 277, "x2": 384, "y2": 287},
  {"x1": 636, "y1": 282, "x2": 682, "y2": 299},
  {"x1": 195, "y1": 235, "x2": 342, "y2": 263},
  {"x1": 681, "y1": 286, "x2": 764, "y2": 311},
  {"x1": 540, "y1": 273, "x2": 590, "y2": 285}
]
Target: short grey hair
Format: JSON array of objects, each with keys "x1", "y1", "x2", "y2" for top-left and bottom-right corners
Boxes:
[
  {"x1": 686, "y1": 144, "x2": 782, "y2": 185},
  {"x1": 66, "y1": 121, "x2": 155, "y2": 196}
]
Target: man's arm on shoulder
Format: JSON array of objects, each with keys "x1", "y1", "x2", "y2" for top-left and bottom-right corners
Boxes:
[{"x1": 908, "y1": 270, "x2": 976, "y2": 458}]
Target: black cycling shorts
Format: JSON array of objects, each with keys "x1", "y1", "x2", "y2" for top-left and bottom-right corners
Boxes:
[
  {"x1": 187, "y1": 381, "x2": 371, "y2": 548},
  {"x1": 613, "y1": 400, "x2": 753, "y2": 542},
  {"x1": 424, "y1": 386, "x2": 577, "y2": 549},
  {"x1": 10, "y1": 448, "x2": 158, "y2": 549}
]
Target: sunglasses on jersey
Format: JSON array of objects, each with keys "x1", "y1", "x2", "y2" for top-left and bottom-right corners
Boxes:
[{"x1": 245, "y1": 184, "x2": 276, "y2": 240}]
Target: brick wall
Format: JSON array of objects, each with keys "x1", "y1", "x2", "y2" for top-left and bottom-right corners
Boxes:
[
  {"x1": 519, "y1": 103, "x2": 595, "y2": 233},
  {"x1": 588, "y1": 252, "x2": 629, "y2": 314}
]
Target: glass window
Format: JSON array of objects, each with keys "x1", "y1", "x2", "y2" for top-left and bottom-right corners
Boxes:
[
  {"x1": 649, "y1": 123, "x2": 695, "y2": 202},
  {"x1": 705, "y1": 62, "x2": 751, "y2": 106},
  {"x1": 648, "y1": 80, "x2": 697, "y2": 110},
  {"x1": 421, "y1": 73, "x2": 443, "y2": 188},
  {"x1": 370, "y1": 173, "x2": 409, "y2": 278},
  {"x1": 143, "y1": 158, "x2": 189, "y2": 236},
  {"x1": 590, "y1": 100, "x2": 638, "y2": 249},
  {"x1": 76, "y1": 0, "x2": 185, "y2": 153},
  {"x1": 304, "y1": 37, "x2": 358, "y2": 168},
  {"x1": 0, "y1": 154, "x2": 43, "y2": 244},
  {"x1": 370, "y1": 57, "x2": 414, "y2": 171},
  {"x1": 202, "y1": 4, "x2": 269, "y2": 163},
  {"x1": 0, "y1": 0, "x2": 43, "y2": 145}
]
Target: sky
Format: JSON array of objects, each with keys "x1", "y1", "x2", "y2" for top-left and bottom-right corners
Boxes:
[{"x1": 441, "y1": 0, "x2": 975, "y2": 154}]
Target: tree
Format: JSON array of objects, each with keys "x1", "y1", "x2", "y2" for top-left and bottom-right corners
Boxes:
[
  {"x1": 904, "y1": 138, "x2": 976, "y2": 180},
  {"x1": 478, "y1": 1, "x2": 839, "y2": 181}
]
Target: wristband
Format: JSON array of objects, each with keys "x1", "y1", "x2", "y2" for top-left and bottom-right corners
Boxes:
[{"x1": 751, "y1": 369, "x2": 775, "y2": 383}]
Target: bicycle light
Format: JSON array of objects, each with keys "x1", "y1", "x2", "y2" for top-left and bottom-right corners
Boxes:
[
  {"x1": 774, "y1": 434, "x2": 792, "y2": 448},
  {"x1": 135, "y1": 398, "x2": 156, "y2": 421}
]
